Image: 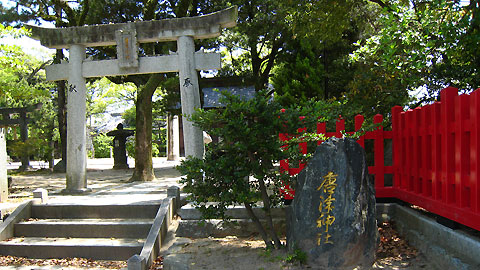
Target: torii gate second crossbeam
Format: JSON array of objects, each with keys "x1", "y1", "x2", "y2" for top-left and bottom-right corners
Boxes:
[{"x1": 26, "y1": 7, "x2": 238, "y2": 193}]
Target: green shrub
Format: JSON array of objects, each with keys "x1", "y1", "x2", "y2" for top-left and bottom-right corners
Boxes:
[
  {"x1": 92, "y1": 133, "x2": 113, "y2": 158},
  {"x1": 177, "y1": 91, "x2": 346, "y2": 249}
]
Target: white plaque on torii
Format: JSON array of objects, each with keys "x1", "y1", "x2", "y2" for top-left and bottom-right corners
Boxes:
[{"x1": 26, "y1": 7, "x2": 238, "y2": 193}]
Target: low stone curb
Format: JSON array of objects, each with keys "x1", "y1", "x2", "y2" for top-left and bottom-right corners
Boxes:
[
  {"x1": 164, "y1": 203, "x2": 480, "y2": 270},
  {"x1": 163, "y1": 253, "x2": 192, "y2": 270},
  {"x1": 388, "y1": 204, "x2": 480, "y2": 270},
  {"x1": 0, "y1": 200, "x2": 32, "y2": 240}
]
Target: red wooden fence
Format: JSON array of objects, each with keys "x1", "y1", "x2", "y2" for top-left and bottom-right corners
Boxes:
[
  {"x1": 392, "y1": 86, "x2": 480, "y2": 231},
  {"x1": 281, "y1": 86, "x2": 480, "y2": 231},
  {"x1": 279, "y1": 114, "x2": 395, "y2": 198}
]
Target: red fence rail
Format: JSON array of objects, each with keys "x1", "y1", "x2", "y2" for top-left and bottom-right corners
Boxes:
[
  {"x1": 281, "y1": 87, "x2": 480, "y2": 231},
  {"x1": 279, "y1": 114, "x2": 395, "y2": 198}
]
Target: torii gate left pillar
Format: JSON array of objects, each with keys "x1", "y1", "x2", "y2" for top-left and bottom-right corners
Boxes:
[
  {"x1": 66, "y1": 45, "x2": 88, "y2": 191},
  {"x1": 27, "y1": 7, "x2": 237, "y2": 193}
]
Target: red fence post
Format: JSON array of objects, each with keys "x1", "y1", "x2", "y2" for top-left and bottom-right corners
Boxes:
[
  {"x1": 456, "y1": 94, "x2": 470, "y2": 208},
  {"x1": 420, "y1": 105, "x2": 429, "y2": 196},
  {"x1": 471, "y1": 89, "x2": 480, "y2": 213},
  {"x1": 335, "y1": 117, "x2": 345, "y2": 138},
  {"x1": 317, "y1": 121, "x2": 326, "y2": 145},
  {"x1": 432, "y1": 102, "x2": 442, "y2": 200},
  {"x1": 441, "y1": 87, "x2": 458, "y2": 204},
  {"x1": 405, "y1": 109, "x2": 414, "y2": 191},
  {"x1": 373, "y1": 114, "x2": 385, "y2": 192},
  {"x1": 413, "y1": 108, "x2": 421, "y2": 193},
  {"x1": 392, "y1": 106, "x2": 403, "y2": 190}
]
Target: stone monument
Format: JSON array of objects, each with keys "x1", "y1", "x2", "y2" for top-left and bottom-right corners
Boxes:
[
  {"x1": 287, "y1": 138, "x2": 377, "y2": 269},
  {"x1": 0, "y1": 128, "x2": 8, "y2": 202},
  {"x1": 26, "y1": 7, "x2": 237, "y2": 193},
  {"x1": 107, "y1": 123, "x2": 134, "y2": 169}
]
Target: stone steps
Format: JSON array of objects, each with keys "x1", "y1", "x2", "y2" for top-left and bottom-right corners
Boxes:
[
  {"x1": 0, "y1": 237, "x2": 143, "y2": 260},
  {"x1": 0, "y1": 203, "x2": 161, "y2": 261},
  {"x1": 31, "y1": 204, "x2": 160, "y2": 219},
  {"x1": 14, "y1": 218, "x2": 153, "y2": 238}
]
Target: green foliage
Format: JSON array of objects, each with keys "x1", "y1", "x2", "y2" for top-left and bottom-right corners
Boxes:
[
  {"x1": 1, "y1": 25, "x2": 57, "y2": 164},
  {"x1": 126, "y1": 137, "x2": 135, "y2": 158},
  {"x1": 92, "y1": 133, "x2": 113, "y2": 158},
  {"x1": 272, "y1": 37, "x2": 356, "y2": 105},
  {"x1": 177, "y1": 91, "x2": 349, "y2": 247},
  {"x1": 350, "y1": 0, "x2": 480, "y2": 104},
  {"x1": 284, "y1": 248, "x2": 308, "y2": 265},
  {"x1": 0, "y1": 26, "x2": 52, "y2": 107},
  {"x1": 122, "y1": 104, "x2": 166, "y2": 157},
  {"x1": 8, "y1": 138, "x2": 52, "y2": 162}
]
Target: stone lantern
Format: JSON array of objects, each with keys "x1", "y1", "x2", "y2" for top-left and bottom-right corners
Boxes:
[{"x1": 107, "y1": 123, "x2": 134, "y2": 169}]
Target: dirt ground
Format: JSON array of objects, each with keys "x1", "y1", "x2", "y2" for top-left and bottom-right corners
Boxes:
[
  {"x1": 158, "y1": 220, "x2": 437, "y2": 270},
  {"x1": 1, "y1": 161, "x2": 437, "y2": 269}
]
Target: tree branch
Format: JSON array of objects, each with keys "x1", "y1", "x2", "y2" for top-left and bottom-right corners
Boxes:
[
  {"x1": 368, "y1": 0, "x2": 395, "y2": 13},
  {"x1": 78, "y1": 0, "x2": 90, "y2": 26}
]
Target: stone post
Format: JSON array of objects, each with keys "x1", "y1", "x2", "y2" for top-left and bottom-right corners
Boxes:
[
  {"x1": 167, "y1": 114, "x2": 180, "y2": 161},
  {"x1": 177, "y1": 36, "x2": 204, "y2": 159},
  {"x1": 0, "y1": 128, "x2": 8, "y2": 202},
  {"x1": 65, "y1": 44, "x2": 88, "y2": 193},
  {"x1": 19, "y1": 111, "x2": 30, "y2": 171}
]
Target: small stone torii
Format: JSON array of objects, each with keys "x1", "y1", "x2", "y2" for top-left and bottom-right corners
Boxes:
[{"x1": 26, "y1": 7, "x2": 237, "y2": 193}]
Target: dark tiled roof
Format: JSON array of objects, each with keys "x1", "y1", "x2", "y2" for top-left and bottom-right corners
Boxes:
[{"x1": 203, "y1": 86, "x2": 255, "y2": 108}]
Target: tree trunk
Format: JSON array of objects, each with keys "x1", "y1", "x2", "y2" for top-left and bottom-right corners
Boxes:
[
  {"x1": 258, "y1": 177, "x2": 282, "y2": 249},
  {"x1": 244, "y1": 202, "x2": 273, "y2": 249},
  {"x1": 54, "y1": 48, "x2": 67, "y2": 172},
  {"x1": 129, "y1": 74, "x2": 163, "y2": 182}
]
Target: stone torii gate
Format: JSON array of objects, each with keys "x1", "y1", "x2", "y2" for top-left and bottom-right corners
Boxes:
[{"x1": 27, "y1": 7, "x2": 237, "y2": 193}]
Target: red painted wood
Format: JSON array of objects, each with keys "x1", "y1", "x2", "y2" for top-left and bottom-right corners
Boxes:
[
  {"x1": 279, "y1": 88, "x2": 480, "y2": 231},
  {"x1": 336, "y1": 117, "x2": 345, "y2": 138},
  {"x1": 420, "y1": 105, "x2": 429, "y2": 197},
  {"x1": 441, "y1": 87, "x2": 458, "y2": 204},
  {"x1": 471, "y1": 90, "x2": 480, "y2": 213},
  {"x1": 432, "y1": 102, "x2": 442, "y2": 200},
  {"x1": 373, "y1": 114, "x2": 384, "y2": 190},
  {"x1": 392, "y1": 106, "x2": 403, "y2": 190}
]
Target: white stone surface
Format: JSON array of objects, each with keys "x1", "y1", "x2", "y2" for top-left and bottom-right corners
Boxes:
[
  {"x1": 66, "y1": 45, "x2": 88, "y2": 192},
  {"x1": 0, "y1": 128, "x2": 8, "y2": 202},
  {"x1": 46, "y1": 53, "x2": 220, "y2": 81},
  {"x1": 177, "y1": 36, "x2": 204, "y2": 159},
  {"x1": 33, "y1": 188, "x2": 48, "y2": 204},
  {"x1": 167, "y1": 115, "x2": 181, "y2": 161}
]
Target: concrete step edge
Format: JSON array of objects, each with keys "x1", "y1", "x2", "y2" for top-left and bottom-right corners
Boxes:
[
  {"x1": 0, "y1": 237, "x2": 144, "y2": 247},
  {"x1": 16, "y1": 218, "x2": 154, "y2": 225}
]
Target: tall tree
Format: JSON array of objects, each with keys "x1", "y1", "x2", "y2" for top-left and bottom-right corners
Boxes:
[{"x1": 350, "y1": 0, "x2": 480, "y2": 105}]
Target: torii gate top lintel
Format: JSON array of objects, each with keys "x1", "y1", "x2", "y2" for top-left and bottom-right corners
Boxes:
[{"x1": 26, "y1": 6, "x2": 237, "y2": 49}]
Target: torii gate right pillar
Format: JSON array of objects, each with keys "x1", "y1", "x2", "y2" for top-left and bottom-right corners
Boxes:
[{"x1": 178, "y1": 36, "x2": 204, "y2": 158}]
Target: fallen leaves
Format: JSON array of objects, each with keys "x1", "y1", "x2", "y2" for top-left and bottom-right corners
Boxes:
[
  {"x1": 149, "y1": 256, "x2": 163, "y2": 270},
  {"x1": 0, "y1": 256, "x2": 127, "y2": 269},
  {"x1": 377, "y1": 221, "x2": 418, "y2": 260}
]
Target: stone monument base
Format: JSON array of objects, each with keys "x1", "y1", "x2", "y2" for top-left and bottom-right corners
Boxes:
[{"x1": 59, "y1": 188, "x2": 92, "y2": 195}]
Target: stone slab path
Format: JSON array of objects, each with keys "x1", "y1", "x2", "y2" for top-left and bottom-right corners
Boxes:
[{"x1": 3, "y1": 158, "x2": 182, "y2": 212}]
